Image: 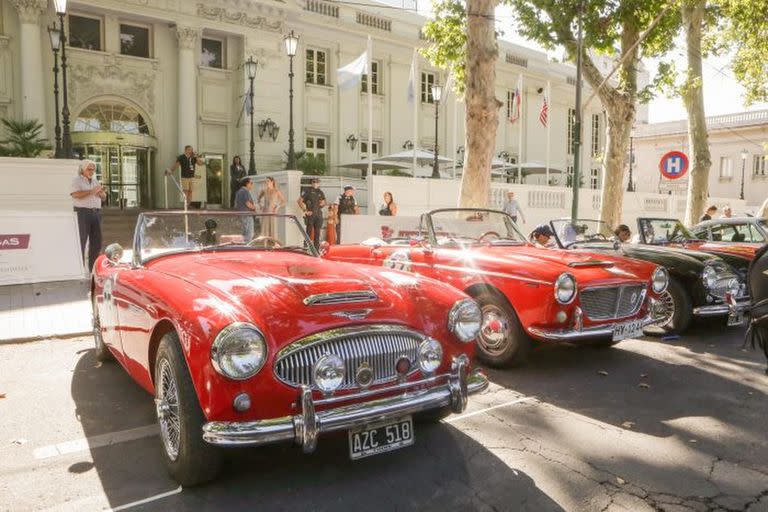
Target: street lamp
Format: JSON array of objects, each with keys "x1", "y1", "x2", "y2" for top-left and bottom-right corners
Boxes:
[
  {"x1": 245, "y1": 56, "x2": 258, "y2": 175},
  {"x1": 53, "y1": 0, "x2": 73, "y2": 158},
  {"x1": 47, "y1": 24, "x2": 62, "y2": 158},
  {"x1": 740, "y1": 148, "x2": 748, "y2": 200},
  {"x1": 283, "y1": 30, "x2": 299, "y2": 170},
  {"x1": 430, "y1": 83, "x2": 443, "y2": 179}
]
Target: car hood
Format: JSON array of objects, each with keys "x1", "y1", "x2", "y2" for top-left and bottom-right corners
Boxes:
[
  {"x1": 146, "y1": 251, "x2": 435, "y2": 330},
  {"x1": 571, "y1": 242, "x2": 714, "y2": 275},
  {"x1": 454, "y1": 244, "x2": 654, "y2": 284}
]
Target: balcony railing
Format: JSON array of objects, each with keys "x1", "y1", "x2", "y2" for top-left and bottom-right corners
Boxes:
[
  {"x1": 356, "y1": 12, "x2": 392, "y2": 31},
  {"x1": 305, "y1": 0, "x2": 339, "y2": 18}
]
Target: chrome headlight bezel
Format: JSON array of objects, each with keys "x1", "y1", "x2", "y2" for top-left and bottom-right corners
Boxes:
[
  {"x1": 701, "y1": 265, "x2": 718, "y2": 290},
  {"x1": 554, "y1": 273, "x2": 577, "y2": 305},
  {"x1": 651, "y1": 266, "x2": 669, "y2": 294},
  {"x1": 210, "y1": 322, "x2": 268, "y2": 380},
  {"x1": 448, "y1": 298, "x2": 482, "y2": 343},
  {"x1": 417, "y1": 338, "x2": 443, "y2": 375},
  {"x1": 313, "y1": 353, "x2": 345, "y2": 394}
]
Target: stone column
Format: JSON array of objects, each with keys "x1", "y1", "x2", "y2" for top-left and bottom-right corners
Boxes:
[
  {"x1": 175, "y1": 26, "x2": 200, "y2": 151},
  {"x1": 11, "y1": 0, "x2": 47, "y2": 134}
]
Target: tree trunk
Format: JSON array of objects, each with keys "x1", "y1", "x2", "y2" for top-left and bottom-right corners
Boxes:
[
  {"x1": 599, "y1": 100, "x2": 633, "y2": 228},
  {"x1": 458, "y1": 0, "x2": 500, "y2": 208},
  {"x1": 682, "y1": 0, "x2": 711, "y2": 226}
]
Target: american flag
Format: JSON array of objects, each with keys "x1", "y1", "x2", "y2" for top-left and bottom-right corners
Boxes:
[
  {"x1": 509, "y1": 87, "x2": 521, "y2": 123},
  {"x1": 539, "y1": 89, "x2": 548, "y2": 127}
]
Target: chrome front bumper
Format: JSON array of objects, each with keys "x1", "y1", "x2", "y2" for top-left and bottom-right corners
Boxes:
[
  {"x1": 526, "y1": 314, "x2": 657, "y2": 342},
  {"x1": 202, "y1": 360, "x2": 488, "y2": 451},
  {"x1": 693, "y1": 297, "x2": 751, "y2": 317}
]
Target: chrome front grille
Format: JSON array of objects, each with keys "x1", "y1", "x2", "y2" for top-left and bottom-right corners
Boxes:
[
  {"x1": 579, "y1": 285, "x2": 646, "y2": 321},
  {"x1": 274, "y1": 325, "x2": 424, "y2": 390}
]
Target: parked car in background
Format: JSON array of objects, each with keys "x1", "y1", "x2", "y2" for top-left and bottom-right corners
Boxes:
[
  {"x1": 691, "y1": 217, "x2": 766, "y2": 250},
  {"x1": 325, "y1": 208, "x2": 668, "y2": 368},
  {"x1": 549, "y1": 219, "x2": 750, "y2": 334},
  {"x1": 636, "y1": 218, "x2": 756, "y2": 272},
  {"x1": 91, "y1": 211, "x2": 487, "y2": 486}
]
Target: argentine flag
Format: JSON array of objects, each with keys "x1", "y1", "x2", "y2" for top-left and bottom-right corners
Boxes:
[{"x1": 336, "y1": 50, "x2": 368, "y2": 91}]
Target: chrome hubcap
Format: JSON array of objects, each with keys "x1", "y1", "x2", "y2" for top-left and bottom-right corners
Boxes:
[
  {"x1": 478, "y1": 305, "x2": 511, "y2": 356},
  {"x1": 156, "y1": 359, "x2": 181, "y2": 461}
]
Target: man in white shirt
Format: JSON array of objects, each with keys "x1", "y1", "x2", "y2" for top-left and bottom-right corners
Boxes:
[
  {"x1": 502, "y1": 191, "x2": 526, "y2": 224},
  {"x1": 70, "y1": 160, "x2": 106, "y2": 271}
]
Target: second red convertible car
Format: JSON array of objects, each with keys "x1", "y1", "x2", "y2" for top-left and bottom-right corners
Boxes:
[
  {"x1": 92, "y1": 211, "x2": 487, "y2": 485},
  {"x1": 325, "y1": 209, "x2": 669, "y2": 367}
]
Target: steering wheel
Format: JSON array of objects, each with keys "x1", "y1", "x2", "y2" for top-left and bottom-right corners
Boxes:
[
  {"x1": 478, "y1": 231, "x2": 501, "y2": 243},
  {"x1": 248, "y1": 236, "x2": 282, "y2": 248},
  {"x1": 586, "y1": 233, "x2": 607, "y2": 241}
]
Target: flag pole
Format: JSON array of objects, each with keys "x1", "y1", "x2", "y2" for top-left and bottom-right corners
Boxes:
[
  {"x1": 367, "y1": 36, "x2": 373, "y2": 179},
  {"x1": 545, "y1": 80, "x2": 551, "y2": 186},
  {"x1": 412, "y1": 49, "x2": 418, "y2": 174},
  {"x1": 517, "y1": 73, "x2": 524, "y2": 184}
]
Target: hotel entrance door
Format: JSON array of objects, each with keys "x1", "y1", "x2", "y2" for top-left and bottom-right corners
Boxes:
[{"x1": 75, "y1": 145, "x2": 153, "y2": 209}]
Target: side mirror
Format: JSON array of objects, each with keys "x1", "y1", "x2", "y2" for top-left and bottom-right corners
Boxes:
[
  {"x1": 104, "y1": 243, "x2": 124, "y2": 264},
  {"x1": 318, "y1": 241, "x2": 330, "y2": 256}
]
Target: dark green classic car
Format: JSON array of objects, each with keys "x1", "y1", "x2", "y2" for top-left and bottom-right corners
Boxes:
[{"x1": 549, "y1": 219, "x2": 750, "y2": 334}]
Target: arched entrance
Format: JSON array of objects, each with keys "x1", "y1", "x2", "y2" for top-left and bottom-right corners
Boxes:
[{"x1": 72, "y1": 101, "x2": 158, "y2": 208}]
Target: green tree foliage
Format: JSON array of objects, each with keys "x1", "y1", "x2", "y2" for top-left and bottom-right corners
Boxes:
[
  {"x1": 294, "y1": 151, "x2": 328, "y2": 176},
  {"x1": 0, "y1": 118, "x2": 50, "y2": 158},
  {"x1": 718, "y1": 0, "x2": 768, "y2": 104},
  {"x1": 421, "y1": 0, "x2": 468, "y2": 95}
]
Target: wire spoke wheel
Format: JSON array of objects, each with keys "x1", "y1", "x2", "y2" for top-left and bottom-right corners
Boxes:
[
  {"x1": 655, "y1": 290, "x2": 676, "y2": 329},
  {"x1": 156, "y1": 359, "x2": 181, "y2": 462}
]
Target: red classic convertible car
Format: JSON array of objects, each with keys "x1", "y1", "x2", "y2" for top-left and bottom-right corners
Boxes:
[
  {"x1": 92, "y1": 211, "x2": 487, "y2": 485},
  {"x1": 325, "y1": 209, "x2": 669, "y2": 367}
]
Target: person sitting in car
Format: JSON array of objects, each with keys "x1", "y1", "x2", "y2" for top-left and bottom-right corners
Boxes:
[
  {"x1": 198, "y1": 218, "x2": 218, "y2": 246},
  {"x1": 613, "y1": 224, "x2": 632, "y2": 243},
  {"x1": 530, "y1": 224, "x2": 556, "y2": 248}
]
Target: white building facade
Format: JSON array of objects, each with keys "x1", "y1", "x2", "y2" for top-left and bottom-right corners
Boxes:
[
  {"x1": 1, "y1": 0, "x2": 611, "y2": 209},
  {"x1": 632, "y1": 110, "x2": 768, "y2": 210}
]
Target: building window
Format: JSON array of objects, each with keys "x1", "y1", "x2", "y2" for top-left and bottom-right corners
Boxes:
[
  {"x1": 306, "y1": 135, "x2": 328, "y2": 163},
  {"x1": 68, "y1": 14, "x2": 102, "y2": 51},
  {"x1": 306, "y1": 49, "x2": 327, "y2": 85},
  {"x1": 506, "y1": 90, "x2": 515, "y2": 119},
  {"x1": 590, "y1": 168, "x2": 600, "y2": 189},
  {"x1": 360, "y1": 141, "x2": 380, "y2": 159},
  {"x1": 201, "y1": 38, "x2": 224, "y2": 68},
  {"x1": 719, "y1": 156, "x2": 733, "y2": 179},
  {"x1": 74, "y1": 102, "x2": 150, "y2": 135},
  {"x1": 591, "y1": 113, "x2": 601, "y2": 156},
  {"x1": 361, "y1": 61, "x2": 380, "y2": 94},
  {"x1": 421, "y1": 72, "x2": 436, "y2": 103},
  {"x1": 567, "y1": 108, "x2": 576, "y2": 155},
  {"x1": 120, "y1": 24, "x2": 150, "y2": 58},
  {"x1": 753, "y1": 155, "x2": 767, "y2": 176}
]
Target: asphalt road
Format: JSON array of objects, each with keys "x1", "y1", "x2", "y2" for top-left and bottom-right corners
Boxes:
[{"x1": 0, "y1": 323, "x2": 766, "y2": 512}]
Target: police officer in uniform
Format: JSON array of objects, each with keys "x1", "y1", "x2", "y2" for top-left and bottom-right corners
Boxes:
[
  {"x1": 297, "y1": 177, "x2": 326, "y2": 249},
  {"x1": 335, "y1": 185, "x2": 360, "y2": 243}
]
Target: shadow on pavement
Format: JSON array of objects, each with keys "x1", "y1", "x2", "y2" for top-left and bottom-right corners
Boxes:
[{"x1": 71, "y1": 349, "x2": 564, "y2": 511}]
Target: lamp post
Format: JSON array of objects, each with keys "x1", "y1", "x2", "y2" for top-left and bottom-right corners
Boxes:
[
  {"x1": 245, "y1": 56, "x2": 258, "y2": 175},
  {"x1": 430, "y1": 83, "x2": 443, "y2": 179},
  {"x1": 54, "y1": 0, "x2": 73, "y2": 158},
  {"x1": 740, "y1": 149, "x2": 748, "y2": 200},
  {"x1": 283, "y1": 30, "x2": 299, "y2": 170},
  {"x1": 47, "y1": 24, "x2": 63, "y2": 158}
]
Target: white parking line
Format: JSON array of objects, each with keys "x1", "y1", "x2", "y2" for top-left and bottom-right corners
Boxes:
[
  {"x1": 33, "y1": 424, "x2": 158, "y2": 460},
  {"x1": 444, "y1": 396, "x2": 536, "y2": 424},
  {"x1": 108, "y1": 486, "x2": 183, "y2": 511}
]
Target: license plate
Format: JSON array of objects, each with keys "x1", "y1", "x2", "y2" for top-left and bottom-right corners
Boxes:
[
  {"x1": 348, "y1": 416, "x2": 414, "y2": 460},
  {"x1": 728, "y1": 311, "x2": 744, "y2": 326},
  {"x1": 612, "y1": 319, "x2": 644, "y2": 341}
]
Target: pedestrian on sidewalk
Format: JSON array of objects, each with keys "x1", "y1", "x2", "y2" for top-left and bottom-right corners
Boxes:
[
  {"x1": 379, "y1": 191, "x2": 397, "y2": 216},
  {"x1": 257, "y1": 177, "x2": 286, "y2": 238},
  {"x1": 335, "y1": 185, "x2": 360, "y2": 243},
  {"x1": 298, "y1": 178, "x2": 326, "y2": 249},
  {"x1": 229, "y1": 156, "x2": 246, "y2": 208},
  {"x1": 234, "y1": 177, "x2": 256, "y2": 242},
  {"x1": 171, "y1": 145, "x2": 201, "y2": 205},
  {"x1": 503, "y1": 191, "x2": 526, "y2": 224},
  {"x1": 700, "y1": 205, "x2": 718, "y2": 222},
  {"x1": 70, "y1": 159, "x2": 106, "y2": 271}
]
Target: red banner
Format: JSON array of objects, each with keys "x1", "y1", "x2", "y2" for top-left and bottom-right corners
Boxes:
[{"x1": 0, "y1": 234, "x2": 31, "y2": 250}]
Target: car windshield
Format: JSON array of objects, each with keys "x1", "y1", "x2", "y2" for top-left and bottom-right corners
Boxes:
[
  {"x1": 135, "y1": 211, "x2": 316, "y2": 263},
  {"x1": 638, "y1": 218, "x2": 700, "y2": 244},
  {"x1": 550, "y1": 219, "x2": 613, "y2": 248},
  {"x1": 427, "y1": 209, "x2": 526, "y2": 246}
]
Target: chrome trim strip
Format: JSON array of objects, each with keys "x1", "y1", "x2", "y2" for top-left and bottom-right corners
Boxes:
[
  {"x1": 693, "y1": 299, "x2": 751, "y2": 317},
  {"x1": 201, "y1": 366, "x2": 488, "y2": 448},
  {"x1": 568, "y1": 260, "x2": 614, "y2": 268},
  {"x1": 527, "y1": 314, "x2": 657, "y2": 342},
  {"x1": 303, "y1": 290, "x2": 378, "y2": 306}
]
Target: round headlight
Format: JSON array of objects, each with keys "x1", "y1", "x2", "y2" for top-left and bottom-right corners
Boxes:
[
  {"x1": 417, "y1": 338, "x2": 443, "y2": 374},
  {"x1": 554, "y1": 273, "x2": 576, "y2": 304},
  {"x1": 651, "y1": 267, "x2": 669, "y2": 294},
  {"x1": 448, "y1": 299, "x2": 482, "y2": 343},
  {"x1": 726, "y1": 277, "x2": 740, "y2": 297},
  {"x1": 702, "y1": 265, "x2": 718, "y2": 289},
  {"x1": 313, "y1": 354, "x2": 345, "y2": 394},
  {"x1": 211, "y1": 323, "x2": 267, "y2": 380}
]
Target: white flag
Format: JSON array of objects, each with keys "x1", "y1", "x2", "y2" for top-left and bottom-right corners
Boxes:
[
  {"x1": 407, "y1": 50, "x2": 417, "y2": 104},
  {"x1": 337, "y1": 50, "x2": 368, "y2": 91}
]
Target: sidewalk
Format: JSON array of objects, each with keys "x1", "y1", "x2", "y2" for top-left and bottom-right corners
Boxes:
[{"x1": 0, "y1": 280, "x2": 91, "y2": 343}]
